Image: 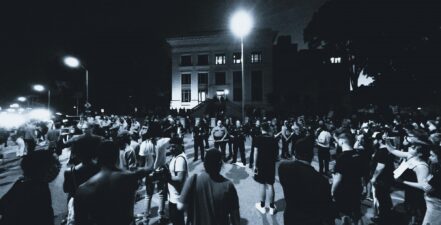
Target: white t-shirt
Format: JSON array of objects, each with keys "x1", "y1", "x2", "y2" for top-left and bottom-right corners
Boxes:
[
  {"x1": 16, "y1": 137, "x2": 26, "y2": 157},
  {"x1": 154, "y1": 138, "x2": 169, "y2": 170},
  {"x1": 317, "y1": 130, "x2": 332, "y2": 148},
  {"x1": 168, "y1": 152, "x2": 188, "y2": 203},
  {"x1": 139, "y1": 139, "x2": 155, "y2": 170}
]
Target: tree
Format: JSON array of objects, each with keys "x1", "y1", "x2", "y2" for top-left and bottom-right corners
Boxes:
[{"x1": 304, "y1": 0, "x2": 441, "y2": 104}]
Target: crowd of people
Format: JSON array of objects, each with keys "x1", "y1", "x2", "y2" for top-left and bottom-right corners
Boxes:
[{"x1": 0, "y1": 110, "x2": 441, "y2": 225}]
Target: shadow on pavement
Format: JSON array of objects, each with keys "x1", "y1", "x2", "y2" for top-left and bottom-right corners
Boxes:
[{"x1": 225, "y1": 165, "x2": 249, "y2": 185}]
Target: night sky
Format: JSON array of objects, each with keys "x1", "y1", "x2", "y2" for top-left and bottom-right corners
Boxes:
[{"x1": 0, "y1": 0, "x2": 326, "y2": 114}]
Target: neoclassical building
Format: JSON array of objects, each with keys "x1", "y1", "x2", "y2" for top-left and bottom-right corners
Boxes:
[{"x1": 167, "y1": 29, "x2": 277, "y2": 110}]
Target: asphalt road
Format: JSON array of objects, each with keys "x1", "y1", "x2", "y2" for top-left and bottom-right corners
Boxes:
[{"x1": 1, "y1": 135, "x2": 405, "y2": 225}]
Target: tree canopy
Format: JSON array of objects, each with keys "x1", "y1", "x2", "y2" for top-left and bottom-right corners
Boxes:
[{"x1": 304, "y1": 0, "x2": 441, "y2": 104}]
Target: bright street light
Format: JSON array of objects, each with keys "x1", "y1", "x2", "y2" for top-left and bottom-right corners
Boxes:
[
  {"x1": 10, "y1": 103, "x2": 20, "y2": 108},
  {"x1": 230, "y1": 10, "x2": 253, "y2": 38},
  {"x1": 32, "y1": 84, "x2": 50, "y2": 110},
  {"x1": 17, "y1": 97, "x2": 27, "y2": 102},
  {"x1": 63, "y1": 55, "x2": 90, "y2": 109},
  {"x1": 33, "y1": 84, "x2": 45, "y2": 92},
  {"x1": 64, "y1": 56, "x2": 81, "y2": 68},
  {"x1": 230, "y1": 10, "x2": 253, "y2": 122}
]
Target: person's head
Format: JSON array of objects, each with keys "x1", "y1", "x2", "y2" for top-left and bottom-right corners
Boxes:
[
  {"x1": 21, "y1": 151, "x2": 60, "y2": 182},
  {"x1": 97, "y1": 140, "x2": 119, "y2": 168},
  {"x1": 235, "y1": 120, "x2": 241, "y2": 128},
  {"x1": 294, "y1": 138, "x2": 314, "y2": 162},
  {"x1": 82, "y1": 122, "x2": 94, "y2": 135},
  {"x1": 71, "y1": 135, "x2": 101, "y2": 162},
  {"x1": 335, "y1": 129, "x2": 354, "y2": 149},
  {"x1": 168, "y1": 136, "x2": 184, "y2": 156},
  {"x1": 255, "y1": 120, "x2": 261, "y2": 127},
  {"x1": 429, "y1": 146, "x2": 440, "y2": 165},
  {"x1": 261, "y1": 122, "x2": 271, "y2": 134},
  {"x1": 217, "y1": 120, "x2": 223, "y2": 127},
  {"x1": 116, "y1": 131, "x2": 131, "y2": 149},
  {"x1": 406, "y1": 136, "x2": 430, "y2": 161},
  {"x1": 195, "y1": 120, "x2": 200, "y2": 127},
  {"x1": 204, "y1": 149, "x2": 223, "y2": 176}
]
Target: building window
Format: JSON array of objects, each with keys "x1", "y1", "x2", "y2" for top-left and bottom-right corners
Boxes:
[
  {"x1": 198, "y1": 73, "x2": 208, "y2": 85},
  {"x1": 330, "y1": 57, "x2": 341, "y2": 64},
  {"x1": 197, "y1": 55, "x2": 209, "y2": 65},
  {"x1": 182, "y1": 89, "x2": 191, "y2": 102},
  {"x1": 181, "y1": 73, "x2": 191, "y2": 85},
  {"x1": 251, "y1": 52, "x2": 262, "y2": 63},
  {"x1": 215, "y1": 54, "x2": 226, "y2": 65},
  {"x1": 251, "y1": 71, "x2": 263, "y2": 101},
  {"x1": 233, "y1": 71, "x2": 242, "y2": 101},
  {"x1": 180, "y1": 55, "x2": 192, "y2": 66},
  {"x1": 215, "y1": 72, "x2": 226, "y2": 85},
  {"x1": 233, "y1": 52, "x2": 241, "y2": 64}
]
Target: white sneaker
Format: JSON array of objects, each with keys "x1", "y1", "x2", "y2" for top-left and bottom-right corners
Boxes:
[
  {"x1": 269, "y1": 206, "x2": 277, "y2": 215},
  {"x1": 255, "y1": 203, "x2": 266, "y2": 214}
]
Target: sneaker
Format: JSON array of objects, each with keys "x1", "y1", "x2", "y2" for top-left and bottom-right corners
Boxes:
[
  {"x1": 269, "y1": 206, "x2": 277, "y2": 215},
  {"x1": 255, "y1": 203, "x2": 266, "y2": 214}
]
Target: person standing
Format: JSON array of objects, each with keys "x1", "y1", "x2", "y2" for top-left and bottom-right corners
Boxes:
[
  {"x1": 23, "y1": 122, "x2": 37, "y2": 154},
  {"x1": 202, "y1": 117, "x2": 210, "y2": 149},
  {"x1": 225, "y1": 118, "x2": 234, "y2": 161},
  {"x1": 254, "y1": 123, "x2": 278, "y2": 215},
  {"x1": 211, "y1": 120, "x2": 229, "y2": 161},
  {"x1": 249, "y1": 120, "x2": 261, "y2": 169},
  {"x1": 231, "y1": 120, "x2": 246, "y2": 167},
  {"x1": 11, "y1": 133, "x2": 26, "y2": 158},
  {"x1": 0, "y1": 151, "x2": 61, "y2": 225},
  {"x1": 177, "y1": 149, "x2": 240, "y2": 225},
  {"x1": 332, "y1": 130, "x2": 364, "y2": 225},
  {"x1": 316, "y1": 124, "x2": 332, "y2": 175},
  {"x1": 74, "y1": 141, "x2": 152, "y2": 225},
  {"x1": 167, "y1": 137, "x2": 188, "y2": 225},
  {"x1": 279, "y1": 138, "x2": 335, "y2": 225},
  {"x1": 280, "y1": 120, "x2": 292, "y2": 159},
  {"x1": 370, "y1": 133, "x2": 394, "y2": 224},
  {"x1": 193, "y1": 120, "x2": 205, "y2": 161}
]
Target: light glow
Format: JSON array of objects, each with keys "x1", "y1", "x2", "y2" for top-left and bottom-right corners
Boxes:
[
  {"x1": 230, "y1": 10, "x2": 253, "y2": 38},
  {"x1": 64, "y1": 56, "x2": 80, "y2": 68},
  {"x1": 27, "y1": 109, "x2": 52, "y2": 121},
  {"x1": 10, "y1": 103, "x2": 19, "y2": 108},
  {"x1": 33, "y1": 84, "x2": 45, "y2": 92},
  {"x1": 0, "y1": 113, "x2": 26, "y2": 129},
  {"x1": 17, "y1": 97, "x2": 27, "y2": 102}
]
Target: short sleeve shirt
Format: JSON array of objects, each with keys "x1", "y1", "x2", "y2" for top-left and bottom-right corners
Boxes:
[
  {"x1": 372, "y1": 147, "x2": 394, "y2": 183},
  {"x1": 334, "y1": 150, "x2": 363, "y2": 194},
  {"x1": 179, "y1": 172, "x2": 239, "y2": 225},
  {"x1": 168, "y1": 153, "x2": 188, "y2": 203},
  {"x1": 139, "y1": 140, "x2": 155, "y2": 169}
]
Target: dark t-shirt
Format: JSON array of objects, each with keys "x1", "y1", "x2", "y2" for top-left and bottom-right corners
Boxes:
[
  {"x1": 255, "y1": 134, "x2": 277, "y2": 169},
  {"x1": 279, "y1": 160, "x2": 334, "y2": 225},
  {"x1": 372, "y1": 147, "x2": 394, "y2": 185},
  {"x1": 334, "y1": 150, "x2": 364, "y2": 196},
  {"x1": 0, "y1": 178, "x2": 54, "y2": 225},
  {"x1": 179, "y1": 172, "x2": 239, "y2": 225}
]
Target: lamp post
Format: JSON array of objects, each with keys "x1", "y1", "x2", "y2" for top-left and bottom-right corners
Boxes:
[
  {"x1": 64, "y1": 56, "x2": 90, "y2": 109},
  {"x1": 230, "y1": 10, "x2": 253, "y2": 122},
  {"x1": 33, "y1": 84, "x2": 50, "y2": 110}
]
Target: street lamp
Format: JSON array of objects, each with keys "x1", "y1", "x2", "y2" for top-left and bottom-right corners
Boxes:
[
  {"x1": 17, "y1": 97, "x2": 27, "y2": 102},
  {"x1": 63, "y1": 56, "x2": 90, "y2": 109},
  {"x1": 33, "y1": 84, "x2": 51, "y2": 110},
  {"x1": 230, "y1": 10, "x2": 253, "y2": 122}
]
